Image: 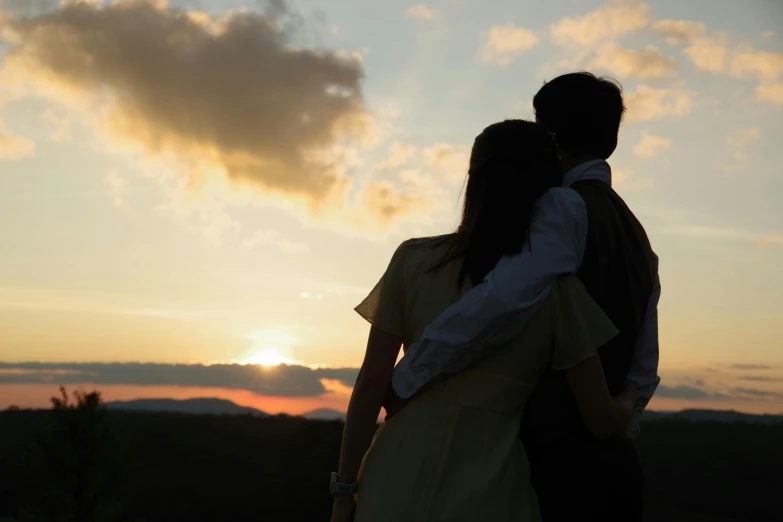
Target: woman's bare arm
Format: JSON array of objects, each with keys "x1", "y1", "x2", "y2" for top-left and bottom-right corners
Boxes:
[
  {"x1": 564, "y1": 354, "x2": 638, "y2": 439},
  {"x1": 336, "y1": 326, "x2": 403, "y2": 483}
]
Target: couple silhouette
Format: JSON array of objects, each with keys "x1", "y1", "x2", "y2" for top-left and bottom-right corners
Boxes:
[{"x1": 331, "y1": 71, "x2": 660, "y2": 522}]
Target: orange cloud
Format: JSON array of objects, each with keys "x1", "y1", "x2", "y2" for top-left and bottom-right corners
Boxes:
[
  {"x1": 652, "y1": 19, "x2": 706, "y2": 45},
  {"x1": 730, "y1": 49, "x2": 783, "y2": 82},
  {"x1": 546, "y1": 3, "x2": 678, "y2": 82},
  {"x1": 659, "y1": 21, "x2": 783, "y2": 108},
  {"x1": 359, "y1": 180, "x2": 425, "y2": 222},
  {"x1": 376, "y1": 142, "x2": 417, "y2": 172},
  {"x1": 420, "y1": 142, "x2": 470, "y2": 182},
  {"x1": 624, "y1": 85, "x2": 694, "y2": 122},
  {"x1": 589, "y1": 43, "x2": 677, "y2": 79},
  {"x1": 550, "y1": 0, "x2": 650, "y2": 49},
  {"x1": 633, "y1": 134, "x2": 672, "y2": 158},
  {"x1": 684, "y1": 36, "x2": 730, "y2": 73},
  {"x1": 480, "y1": 23, "x2": 539, "y2": 67}
]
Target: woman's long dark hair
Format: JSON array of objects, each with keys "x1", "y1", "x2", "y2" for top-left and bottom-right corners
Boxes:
[{"x1": 433, "y1": 120, "x2": 562, "y2": 287}]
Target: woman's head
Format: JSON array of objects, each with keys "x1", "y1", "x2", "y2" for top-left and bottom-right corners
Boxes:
[{"x1": 457, "y1": 119, "x2": 561, "y2": 286}]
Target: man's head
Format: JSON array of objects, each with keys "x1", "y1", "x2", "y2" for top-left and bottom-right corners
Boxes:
[{"x1": 533, "y1": 71, "x2": 625, "y2": 161}]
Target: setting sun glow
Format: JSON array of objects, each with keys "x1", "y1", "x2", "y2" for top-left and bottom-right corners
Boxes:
[{"x1": 242, "y1": 349, "x2": 298, "y2": 368}]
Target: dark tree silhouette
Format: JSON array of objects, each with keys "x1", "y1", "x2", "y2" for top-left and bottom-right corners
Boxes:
[{"x1": 19, "y1": 387, "x2": 132, "y2": 522}]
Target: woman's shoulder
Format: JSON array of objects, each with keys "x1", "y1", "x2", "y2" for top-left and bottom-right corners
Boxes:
[
  {"x1": 390, "y1": 234, "x2": 460, "y2": 268},
  {"x1": 398, "y1": 234, "x2": 459, "y2": 252}
]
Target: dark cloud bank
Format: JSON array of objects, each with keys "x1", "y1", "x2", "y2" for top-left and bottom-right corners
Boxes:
[
  {"x1": 3, "y1": 362, "x2": 782, "y2": 402},
  {"x1": 0, "y1": 362, "x2": 359, "y2": 397}
]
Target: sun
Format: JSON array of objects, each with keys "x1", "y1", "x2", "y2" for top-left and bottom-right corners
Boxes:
[
  {"x1": 243, "y1": 349, "x2": 295, "y2": 368},
  {"x1": 228, "y1": 329, "x2": 303, "y2": 368}
]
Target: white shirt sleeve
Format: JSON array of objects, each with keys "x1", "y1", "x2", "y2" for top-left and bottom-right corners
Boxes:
[
  {"x1": 627, "y1": 254, "x2": 661, "y2": 437},
  {"x1": 391, "y1": 187, "x2": 588, "y2": 399}
]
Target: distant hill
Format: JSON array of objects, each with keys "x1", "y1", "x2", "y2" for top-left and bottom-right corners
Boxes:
[
  {"x1": 104, "y1": 398, "x2": 269, "y2": 417},
  {"x1": 645, "y1": 409, "x2": 783, "y2": 425},
  {"x1": 301, "y1": 408, "x2": 346, "y2": 420},
  {"x1": 100, "y1": 400, "x2": 782, "y2": 425}
]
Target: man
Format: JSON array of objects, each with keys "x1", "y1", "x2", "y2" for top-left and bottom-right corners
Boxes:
[{"x1": 385, "y1": 72, "x2": 660, "y2": 521}]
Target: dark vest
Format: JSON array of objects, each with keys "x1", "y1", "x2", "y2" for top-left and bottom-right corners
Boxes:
[{"x1": 520, "y1": 179, "x2": 657, "y2": 446}]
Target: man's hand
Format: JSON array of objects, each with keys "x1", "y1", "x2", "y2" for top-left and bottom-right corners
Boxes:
[{"x1": 382, "y1": 383, "x2": 409, "y2": 421}]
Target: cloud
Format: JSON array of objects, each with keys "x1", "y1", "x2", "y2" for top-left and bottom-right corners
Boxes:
[
  {"x1": 762, "y1": 31, "x2": 775, "y2": 39},
  {"x1": 757, "y1": 83, "x2": 783, "y2": 106},
  {"x1": 589, "y1": 44, "x2": 677, "y2": 79},
  {"x1": 682, "y1": 36, "x2": 783, "y2": 85},
  {"x1": 633, "y1": 134, "x2": 671, "y2": 158},
  {"x1": 240, "y1": 229, "x2": 309, "y2": 253},
  {"x1": 420, "y1": 142, "x2": 470, "y2": 181},
  {"x1": 730, "y1": 49, "x2": 783, "y2": 82},
  {"x1": 669, "y1": 26, "x2": 783, "y2": 108},
  {"x1": 376, "y1": 142, "x2": 417, "y2": 172},
  {"x1": 550, "y1": 0, "x2": 650, "y2": 49},
  {"x1": 0, "y1": 0, "x2": 372, "y2": 207},
  {"x1": 732, "y1": 387, "x2": 783, "y2": 399},
  {"x1": 656, "y1": 384, "x2": 720, "y2": 399},
  {"x1": 358, "y1": 180, "x2": 424, "y2": 222},
  {"x1": 0, "y1": 0, "x2": 435, "y2": 237},
  {"x1": 684, "y1": 36, "x2": 729, "y2": 73},
  {"x1": 729, "y1": 364, "x2": 773, "y2": 370},
  {"x1": 0, "y1": 119, "x2": 35, "y2": 161},
  {"x1": 480, "y1": 23, "x2": 539, "y2": 67},
  {"x1": 651, "y1": 19, "x2": 706, "y2": 45},
  {"x1": 624, "y1": 85, "x2": 694, "y2": 122},
  {"x1": 738, "y1": 376, "x2": 783, "y2": 383},
  {"x1": 405, "y1": 4, "x2": 437, "y2": 20},
  {"x1": 0, "y1": 362, "x2": 359, "y2": 397},
  {"x1": 656, "y1": 383, "x2": 783, "y2": 401}
]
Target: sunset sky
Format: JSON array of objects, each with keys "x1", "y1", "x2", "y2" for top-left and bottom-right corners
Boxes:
[{"x1": 1, "y1": 0, "x2": 781, "y2": 416}]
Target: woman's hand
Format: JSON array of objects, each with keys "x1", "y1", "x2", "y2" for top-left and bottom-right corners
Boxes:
[{"x1": 330, "y1": 495, "x2": 356, "y2": 522}]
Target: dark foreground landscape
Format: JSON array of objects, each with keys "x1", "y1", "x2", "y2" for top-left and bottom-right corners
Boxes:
[{"x1": 0, "y1": 392, "x2": 781, "y2": 522}]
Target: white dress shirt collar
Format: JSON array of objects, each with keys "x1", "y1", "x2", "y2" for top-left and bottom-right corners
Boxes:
[{"x1": 563, "y1": 159, "x2": 612, "y2": 187}]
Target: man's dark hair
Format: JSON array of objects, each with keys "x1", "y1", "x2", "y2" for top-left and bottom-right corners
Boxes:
[{"x1": 532, "y1": 71, "x2": 626, "y2": 160}]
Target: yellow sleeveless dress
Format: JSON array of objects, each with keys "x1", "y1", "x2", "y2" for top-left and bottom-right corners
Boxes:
[{"x1": 352, "y1": 236, "x2": 618, "y2": 522}]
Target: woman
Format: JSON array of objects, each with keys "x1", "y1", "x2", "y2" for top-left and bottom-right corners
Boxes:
[{"x1": 331, "y1": 120, "x2": 637, "y2": 522}]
